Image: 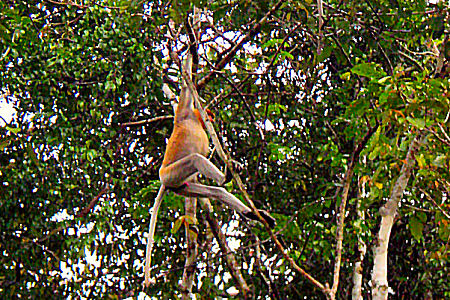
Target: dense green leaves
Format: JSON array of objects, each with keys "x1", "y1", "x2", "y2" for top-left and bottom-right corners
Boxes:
[
  {"x1": 351, "y1": 63, "x2": 387, "y2": 79},
  {"x1": 1, "y1": 0, "x2": 449, "y2": 298}
]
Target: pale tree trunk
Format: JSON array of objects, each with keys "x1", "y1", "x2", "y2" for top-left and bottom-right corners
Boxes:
[
  {"x1": 371, "y1": 133, "x2": 427, "y2": 299},
  {"x1": 180, "y1": 197, "x2": 198, "y2": 299},
  {"x1": 352, "y1": 176, "x2": 367, "y2": 300}
]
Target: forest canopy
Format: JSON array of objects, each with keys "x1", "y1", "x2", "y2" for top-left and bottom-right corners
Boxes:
[{"x1": 0, "y1": 0, "x2": 449, "y2": 299}]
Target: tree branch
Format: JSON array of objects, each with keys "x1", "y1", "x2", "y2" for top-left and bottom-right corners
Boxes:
[
  {"x1": 118, "y1": 115, "x2": 173, "y2": 127},
  {"x1": 372, "y1": 132, "x2": 427, "y2": 299},
  {"x1": 201, "y1": 199, "x2": 251, "y2": 297},
  {"x1": 181, "y1": 50, "x2": 328, "y2": 297},
  {"x1": 197, "y1": 0, "x2": 284, "y2": 90},
  {"x1": 76, "y1": 187, "x2": 109, "y2": 218},
  {"x1": 330, "y1": 122, "x2": 379, "y2": 298}
]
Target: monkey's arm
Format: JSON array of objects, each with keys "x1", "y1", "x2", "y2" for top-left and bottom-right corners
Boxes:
[{"x1": 175, "y1": 54, "x2": 194, "y2": 117}]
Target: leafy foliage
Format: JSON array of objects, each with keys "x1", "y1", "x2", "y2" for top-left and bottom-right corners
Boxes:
[{"x1": 1, "y1": 0, "x2": 448, "y2": 298}]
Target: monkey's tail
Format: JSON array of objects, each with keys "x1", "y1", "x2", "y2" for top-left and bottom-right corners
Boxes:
[{"x1": 144, "y1": 184, "x2": 166, "y2": 287}]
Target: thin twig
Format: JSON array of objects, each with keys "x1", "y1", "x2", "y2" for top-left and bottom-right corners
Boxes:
[
  {"x1": 424, "y1": 127, "x2": 450, "y2": 147},
  {"x1": 119, "y1": 115, "x2": 173, "y2": 127},
  {"x1": 418, "y1": 188, "x2": 450, "y2": 219}
]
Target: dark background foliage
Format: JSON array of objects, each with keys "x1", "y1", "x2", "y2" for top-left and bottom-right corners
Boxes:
[{"x1": 1, "y1": 0, "x2": 448, "y2": 298}]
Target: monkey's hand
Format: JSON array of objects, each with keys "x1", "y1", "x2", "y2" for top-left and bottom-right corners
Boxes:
[
  {"x1": 166, "y1": 182, "x2": 190, "y2": 193},
  {"x1": 143, "y1": 277, "x2": 156, "y2": 288}
]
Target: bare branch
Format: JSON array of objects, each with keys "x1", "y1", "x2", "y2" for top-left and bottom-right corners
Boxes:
[
  {"x1": 201, "y1": 199, "x2": 251, "y2": 297},
  {"x1": 119, "y1": 115, "x2": 173, "y2": 127},
  {"x1": 418, "y1": 187, "x2": 450, "y2": 220}
]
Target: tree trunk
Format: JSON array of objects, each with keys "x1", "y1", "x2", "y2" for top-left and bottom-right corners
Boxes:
[
  {"x1": 352, "y1": 177, "x2": 366, "y2": 300},
  {"x1": 371, "y1": 133, "x2": 426, "y2": 299}
]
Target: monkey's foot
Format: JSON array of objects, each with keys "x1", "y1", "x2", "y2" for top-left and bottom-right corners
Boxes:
[{"x1": 242, "y1": 210, "x2": 276, "y2": 228}]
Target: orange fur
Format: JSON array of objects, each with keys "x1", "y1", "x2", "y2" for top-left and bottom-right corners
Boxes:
[
  {"x1": 146, "y1": 55, "x2": 273, "y2": 289},
  {"x1": 160, "y1": 108, "x2": 211, "y2": 179}
]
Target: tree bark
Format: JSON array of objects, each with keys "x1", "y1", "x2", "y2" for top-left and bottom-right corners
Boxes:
[
  {"x1": 371, "y1": 133, "x2": 427, "y2": 299},
  {"x1": 352, "y1": 176, "x2": 366, "y2": 300}
]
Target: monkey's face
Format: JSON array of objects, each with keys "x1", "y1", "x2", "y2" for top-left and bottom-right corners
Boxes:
[{"x1": 194, "y1": 108, "x2": 214, "y2": 129}]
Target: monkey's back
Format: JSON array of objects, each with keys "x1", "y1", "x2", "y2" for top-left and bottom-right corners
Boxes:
[{"x1": 161, "y1": 117, "x2": 209, "y2": 168}]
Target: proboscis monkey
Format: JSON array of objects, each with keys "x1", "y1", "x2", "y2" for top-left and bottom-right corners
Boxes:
[{"x1": 144, "y1": 54, "x2": 275, "y2": 287}]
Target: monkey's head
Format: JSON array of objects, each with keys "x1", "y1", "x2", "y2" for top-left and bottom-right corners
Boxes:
[{"x1": 194, "y1": 108, "x2": 214, "y2": 129}]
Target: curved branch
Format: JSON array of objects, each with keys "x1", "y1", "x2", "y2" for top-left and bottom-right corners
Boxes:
[{"x1": 181, "y1": 51, "x2": 329, "y2": 296}]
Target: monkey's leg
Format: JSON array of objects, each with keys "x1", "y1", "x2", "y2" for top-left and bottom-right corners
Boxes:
[
  {"x1": 176, "y1": 183, "x2": 275, "y2": 227},
  {"x1": 177, "y1": 182, "x2": 250, "y2": 213},
  {"x1": 144, "y1": 185, "x2": 166, "y2": 287},
  {"x1": 160, "y1": 153, "x2": 226, "y2": 187}
]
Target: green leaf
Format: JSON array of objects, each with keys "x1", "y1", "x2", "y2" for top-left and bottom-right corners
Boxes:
[
  {"x1": 406, "y1": 117, "x2": 426, "y2": 129},
  {"x1": 268, "y1": 103, "x2": 287, "y2": 113},
  {"x1": 132, "y1": 182, "x2": 160, "y2": 203},
  {"x1": 351, "y1": 63, "x2": 386, "y2": 79},
  {"x1": 379, "y1": 92, "x2": 389, "y2": 104},
  {"x1": 340, "y1": 72, "x2": 351, "y2": 81},
  {"x1": 317, "y1": 45, "x2": 332, "y2": 62},
  {"x1": 6, "y1": 126, "x2": 20, "y2": 135},
  {"x1": 171, "y1": 216, "x2": 185, "y2": 234},
  {"x1": 416, "y1": 153, "x2": 426, "y2": 168},
  {"x1": 279, "y1": 50, "x2": 294, "y2": 60},
  {"x1": 432, "y1": 154, "x2": 446, "y2": 168},
  {"x1": 261, "y1": 38, "x2": 284, "y2": 49},
  {"x1": 417, "y1": 211, "x2": 427, "y2": 223},
  {"x1": 26, "y1": 143, "x2": 39, "y2": 167},
  {"x1": 0, "y1": 137, "x2": 11, "y2": 150},
  {"x1": 86, "y1": 149, "x2": 97, "y2": 162},
  {"x1": 368, "y1": 146, "x2": 380, "y2": 160},
  {"x1": 437, "y1": 218, "x2": 449, "y2": 241},
  {"x1": 409, "y1": 216, "x2": 424, "y2": 241}
]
